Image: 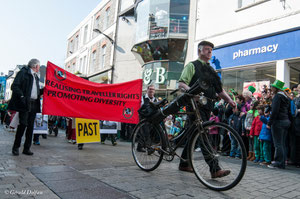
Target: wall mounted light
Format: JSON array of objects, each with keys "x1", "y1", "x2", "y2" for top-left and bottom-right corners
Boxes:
[{"x1": 93, "y1": 29, "x2": 114, "y2": 44}]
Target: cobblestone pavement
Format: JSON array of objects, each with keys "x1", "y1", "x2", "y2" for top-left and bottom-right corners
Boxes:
[{"x1": 0, "y1": 125, "x2": 300, "y2": 199}]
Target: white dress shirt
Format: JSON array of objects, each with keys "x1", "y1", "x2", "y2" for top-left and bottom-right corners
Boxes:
[{"x1": 30, "y1": 68, "x2": 39, "y2": 100}]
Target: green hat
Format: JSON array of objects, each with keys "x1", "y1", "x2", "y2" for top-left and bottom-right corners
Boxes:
[
  {"x1": 248, "y1": 86, "x2": 256, "y2": 94},
  {"x1": 229, "y1": 88, "x2": 238, "y2": 95},
  {"x1": 271, "y1": 80, "x2": 285, "y2": 91}
]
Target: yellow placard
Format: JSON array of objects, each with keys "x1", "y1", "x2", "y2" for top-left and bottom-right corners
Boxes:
[{"x1": 75, "y1": 118, "x2": 100, "y2": 144}]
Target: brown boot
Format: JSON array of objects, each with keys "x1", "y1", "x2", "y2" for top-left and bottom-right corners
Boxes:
[
  {"x1": 250, "y1": 153, "x2": 256, "y2": 161},
  {"x1": 247, "y1": 152, "x2": 252, "y2": 160},
  {"x1": 247, "y1": 152, "x2": 254, "y2": 160}
]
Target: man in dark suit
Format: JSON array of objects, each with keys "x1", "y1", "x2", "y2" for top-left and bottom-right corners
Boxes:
[{"x1": 9, "y1": 59, "x2": 43, "y2": 156}]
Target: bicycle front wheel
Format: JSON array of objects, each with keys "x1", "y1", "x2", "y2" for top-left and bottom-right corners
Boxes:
[
  {"x1": 132, "y1": 120, "x2": 164, "y2": 171},
  {"x1": 190, "y1": 122, "x2": 247, "y2": 191}
]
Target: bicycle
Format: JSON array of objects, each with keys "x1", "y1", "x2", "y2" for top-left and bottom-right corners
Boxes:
[{"x1": 132, "y1": 80, "x2": 247, "y2": 191}]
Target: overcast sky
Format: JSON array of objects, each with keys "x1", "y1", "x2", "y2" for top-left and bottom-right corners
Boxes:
[{"x1": 0, "y1": 0, "x2": 101, "y2": 75}]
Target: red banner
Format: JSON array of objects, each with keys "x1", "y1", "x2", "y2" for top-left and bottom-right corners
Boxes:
[{"x1": 43, "y1": 62, "x2": 142, "y2": 124}]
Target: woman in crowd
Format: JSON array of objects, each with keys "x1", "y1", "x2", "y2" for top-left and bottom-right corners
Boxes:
[
  {"x1": 267, "y1": 80, "x2": 291, "y2": 169},
  {"x1": 291, "y1": 84, "x2": 300, "y2": 168}
]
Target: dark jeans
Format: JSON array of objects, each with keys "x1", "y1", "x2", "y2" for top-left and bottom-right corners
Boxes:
[
  {"x1": 12, "y1": 100, "x2": 38, "y2": 151},
  {"x1": 137, "y1": 122, "x2": 151, "y2": 150},
  {"x1": 180, "y1": 109, "x2": 221, "y2": 173},
  {"x1": 271, "y1": 119, "x2": 290, "y2": 168},
  {"x1": 0, "y1": 110, "x2": 6, "y2": 124}
]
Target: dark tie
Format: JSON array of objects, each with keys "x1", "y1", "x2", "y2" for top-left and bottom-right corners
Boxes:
[{"x1": 34, "y1": 74, "x2": 40, "y2": 96}]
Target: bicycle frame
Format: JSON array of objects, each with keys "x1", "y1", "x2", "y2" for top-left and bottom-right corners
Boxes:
[{"x1": 160, "y1": 96, "x2": 207, "y2": 156}]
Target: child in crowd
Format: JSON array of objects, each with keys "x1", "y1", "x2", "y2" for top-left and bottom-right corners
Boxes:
[
  {"x1": 229, "y1": 105, "x2": 243, "y2": 158},
  {"x1": 164, "y1": 115, "x2": 173, "y2": 136},
  {"x1": 170, "y1": 119, "x2": 181, "y2": 137},
  {"x1": 235, "y1": 95, "x2": 246, "y2": 114},
  {"x1": 250, "y1": 105, "x2": 264, "y2": 163},
  {"x1": 209, "y1": 108, "x2": 220, "y2": 150},
  {"x1": 242, "y1": 90, "x2": 253, "y2": 113},
  {"x1": 259, "y1": 105, "x2": 272, "y2": 166},
  {"x1": 244, "y1": 101, "x2": 259, "y2": 161}
]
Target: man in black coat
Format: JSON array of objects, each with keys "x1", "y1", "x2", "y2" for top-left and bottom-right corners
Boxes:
[{"x1": 9, "y1": 59, "x2": 42, "y2": 156}]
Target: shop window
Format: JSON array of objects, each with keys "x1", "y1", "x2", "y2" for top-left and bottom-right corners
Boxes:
[
  {"x1": 135, "y1": 0, "x2": 150, "y2": 43},
  {"x1": 221, "y1": 65, "x2": 275, "y2": 94},
  {"x1": 169, "y1": 0, "x2": 190, "y2": 34},
  {"x1": 290, "y1": 64, "x2": 300, "y2": 89},
  {"x1": 149, "y1": 0, "x2": 170, "y2": 39},
  {"x1": 132, "y1": 39, "x2": 187, "y2": 65}
]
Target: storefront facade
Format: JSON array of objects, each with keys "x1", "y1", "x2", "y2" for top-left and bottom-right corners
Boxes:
[
  {"x1": 212, "y1": 28, "x2": 300, "y2": 93},
  {"x1": 194, "y1": 0, "x2": 300, "y2": 94}
]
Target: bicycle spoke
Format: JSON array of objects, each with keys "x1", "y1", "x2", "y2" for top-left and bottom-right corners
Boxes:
[
  {"x1": 132, "y1": 121, "x2": 164, "y2": 171},
  {"x1": 190, "y1": 122, "x2": 247, "y2": 191}
]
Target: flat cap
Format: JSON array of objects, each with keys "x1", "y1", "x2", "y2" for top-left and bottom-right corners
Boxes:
[{"x1": 198, "y1": 40, "x2": 214, "y2": 48}]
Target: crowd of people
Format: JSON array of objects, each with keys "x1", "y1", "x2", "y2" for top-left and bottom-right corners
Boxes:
[
  {"x1": 162, "y1": 81, "x2": 300, "y2": 169},
  {"x1": 2, "y1": 43, "x2": 300, "y2": 173},
  {"x1": 225, "y1": 81, "x2": 300, "y2": 169}
]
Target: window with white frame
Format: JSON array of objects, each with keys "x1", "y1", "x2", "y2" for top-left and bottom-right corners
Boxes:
[
  {"x1": 79, "y1": 58, "x2": 83, "y2": 73},
  {"x1": 91, "y1": 51, "x2": 97, "y2": 73},
  {"x1": 83, "y1": 56, "x2": 87, "y2": 74},
  {"x1": 72, "y1": 62, "x2": 76, "y2": 73},
  {"x1": 100, "y1": 45, "x2": 106, "y2": 68},
  {"x1": 238, "y1": 0, "x2": 257, "y2": 8},
  {"x1": 237, "y1": 0, "x2": 269, "y2": 9},
  {"x1": 103, "y1": 7, "x2": 110, "y2": 30},
  {"x1": 83, "y1": 25, "x2": 88, "y2": 44},
  {"x1": 74, "y1": 35, "x2": 79, "y2": 51},
  {"x1": 94, "y1": 16, "x2": 100, "y2": 38},
  {"x1": 95, "y1": 16, "x2": 100, "y2": 29},
  {"x1": 69, "y1": 40, "x2": 74, "y2": 55}
]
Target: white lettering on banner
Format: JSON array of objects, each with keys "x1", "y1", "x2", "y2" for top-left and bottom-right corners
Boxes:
[
  {"x1": 233, "y1": 44, "x2": 279, "y2": 60},
  {"x1": 155, "y1": 67, "x2": 166, "y2": 84}
]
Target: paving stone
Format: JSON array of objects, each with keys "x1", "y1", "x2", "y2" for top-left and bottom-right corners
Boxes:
[
  {"x1": 1, "y1": 126, "x2": 300, "y2": 199},
  {"x1": 29, "y1": 165, "x2": 74, "y2": 174},
  {"x1": 283, "y1": 191, "x2": 300, "y2": 198},
  {"x1": 58, "y1": 186, "x2": 134, "y2": 199},
  {"x1": 32, "y1": 171, "x2": 87, "y2": 182},
  {"x1": 0, "y1": 184, "x2": 14, "y2": 189}
]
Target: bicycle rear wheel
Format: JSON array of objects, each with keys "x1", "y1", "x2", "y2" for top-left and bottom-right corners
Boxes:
[
  {"x1": 132, "y1": 120, "x2": 164, "y2": 171},
  {"x1": 190, "y1": 122, "x2": 247, "y2": 191}
]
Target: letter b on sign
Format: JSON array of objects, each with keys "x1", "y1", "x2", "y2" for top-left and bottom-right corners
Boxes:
[{"x1": 155, "y1": 67, "x2": 166, "y2": 84}]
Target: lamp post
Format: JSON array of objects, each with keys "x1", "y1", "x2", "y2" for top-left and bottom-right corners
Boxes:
[
  {"x1": 93, "y1": 28, "x2": 116, "y2": 84},
  {"x1": 93, "y1": 29, "x2": 114, "y2": 44}
]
